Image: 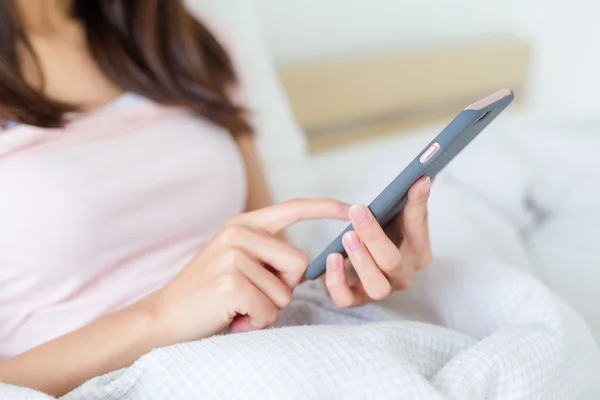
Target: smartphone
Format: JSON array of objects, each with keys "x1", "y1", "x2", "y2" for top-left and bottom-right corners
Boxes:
[{"x1": 304, "y1": 89, "x2": 515, "y2": 280}]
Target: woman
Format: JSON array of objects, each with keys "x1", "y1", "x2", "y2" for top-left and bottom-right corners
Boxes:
[{"x1": 0, "y1": 0, "x2": 432, "y2": 396}]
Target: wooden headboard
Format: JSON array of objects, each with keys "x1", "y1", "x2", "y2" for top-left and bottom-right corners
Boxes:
[{"x1": 277, "y1": 39, "x2": 532, "y2": 152}]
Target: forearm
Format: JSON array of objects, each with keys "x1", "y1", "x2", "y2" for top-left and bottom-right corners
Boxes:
[{"x1": 0, "y1": 297, "x2": 165, "y2": 397}]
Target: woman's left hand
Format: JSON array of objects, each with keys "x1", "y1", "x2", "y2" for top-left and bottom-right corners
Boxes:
[{"x1": 324, "y1": 176, "x2": 432, "y2": 308}]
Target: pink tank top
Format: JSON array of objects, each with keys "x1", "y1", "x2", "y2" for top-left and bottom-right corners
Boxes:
[{"x1": 0, "y1": 95, "x2": 247, "y2": 359}]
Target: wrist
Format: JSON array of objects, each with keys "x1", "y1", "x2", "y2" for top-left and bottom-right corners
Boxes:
[{"x1": 132, "y1": 291, "x2": 175, "y2": 350}]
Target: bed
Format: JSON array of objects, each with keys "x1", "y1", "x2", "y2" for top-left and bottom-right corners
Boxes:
[{"x1": 2, "y1": 0, "x2": 599, "y2": 398}]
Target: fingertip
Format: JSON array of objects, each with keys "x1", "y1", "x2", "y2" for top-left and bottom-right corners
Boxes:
[
  {"x1": 229, "y1": 315, "x2": 253, "y2": 334},
  {"x1": 332, "y1": 253, "x2": 344, "y2": 268},
  {"x1": 325, "y1": 253, "x2": 343, "y2": 281},
  {"x1": 342, "y1": 230, "x2": 362, "y2": 253},
  {"x1": 282, "y1": 271, "x2": 304, "y2": 289},
  {"x1": 349, "y1": 204, "x2": 372, "y2": 225}
]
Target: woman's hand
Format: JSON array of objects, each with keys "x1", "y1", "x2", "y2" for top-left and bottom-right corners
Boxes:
[
  {"x1": 324, "y1": 177, "x2": 432, "y2": 308},
  {"x1": 0, "y1": 199, "x2": 349, "y2": 398},
  {"x1": 148, "y1": 199, "x2": 350, "y2": 345}
]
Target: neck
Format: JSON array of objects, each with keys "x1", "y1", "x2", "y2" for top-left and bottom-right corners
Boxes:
[{"x1": 15, "y1": 0, "x2": 74, "y2": 34}]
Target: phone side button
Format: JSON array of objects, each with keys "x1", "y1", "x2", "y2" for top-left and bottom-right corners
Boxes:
[{"x1": 420, "y1": 143, "x2": 441, "y2": 163}]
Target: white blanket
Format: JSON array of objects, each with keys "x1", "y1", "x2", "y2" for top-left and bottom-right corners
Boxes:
[{"x1": 4, "y1": 258, "x2": 598, "y2": 399}]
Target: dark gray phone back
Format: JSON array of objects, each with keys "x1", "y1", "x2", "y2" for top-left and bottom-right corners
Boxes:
[{"x1": 304, "y1": 89, "x2": 514, "y2": 280}]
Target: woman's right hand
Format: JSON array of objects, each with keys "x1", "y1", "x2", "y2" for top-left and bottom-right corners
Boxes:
[
  {"x1": 0, "y1": 199, "x2": 349, "y2": 397},
  {"x1": 147, "y1": 199, "x2": 350, "y2": 345}
]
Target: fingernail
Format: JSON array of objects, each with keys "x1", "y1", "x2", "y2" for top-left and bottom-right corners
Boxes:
[
  {"x1": 327, "y1": 253, "x2": 341, "y2": 272},
  {"x1": 349, "y1": 204, "x2": 370, "y2": 224},
  {"x1": 419, "y1": 176, "x2": 431, "y2": 196},
  {"x1": 343, "y1": 231, "x2": 362, "y2": 252}
]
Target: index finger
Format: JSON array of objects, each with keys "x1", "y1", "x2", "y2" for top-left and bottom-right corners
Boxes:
[{"x1": 234, "y1": 198, "x2": 351, "y2": 235}]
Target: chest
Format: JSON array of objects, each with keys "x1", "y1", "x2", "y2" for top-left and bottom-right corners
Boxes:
[{"x1": 0, "y1": 110, "x2": 246, "y2": 284}]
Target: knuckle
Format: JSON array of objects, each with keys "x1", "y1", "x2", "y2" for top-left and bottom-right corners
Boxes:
[
  {"x1": 225, "y1": 215, "x2": 241, "y2": 226},
  {"x1": 328, "y1": 289, "x2": 354, "y2": 309},
  {"x1": 294, "y1": 250, "x2": 311, "y2": 270},
  {"x1": 336, "y1": 296, "x2": 355, "y2": 309},
  {"x1": 358, "y1": 226, "x2": 379, "y2": 242},
  {"x1": 395, "y1": 274, "x2": 415, "y2": 291},
  {"x1": 222, "y1": 248, "x2": 246, "y2": 267},
  {"x1": 329, "y1": 198, "x2": 348, "y2": 215},
  {"x1": 380, "y1": 253, "x2": 402, "y2": 273},
  {"x1": 224, "y1": 213, "x2": 248, "y2": 229},
  {"x1": 215, "y1": 273, "x2": 240, "y2": 295},
  {"x1": 325, "y1": 276, "x2": 340, "y2": 290},
  {"x1": 219, "y1": 224, "x2": 247, "y2": 245},
  {"x1": 280, "y1": 199, "x2": 303, "y2": 221},
  {"x1": 368, "y1": 281, "x2": 392, "y2": 301},
  {"x1": 405, "y1": 202, "x2": 429, "y2": 220},
  {"x1": 406, "y1": 211, "x2": 428, "y2": 224},
  {"x1": 420, "y1": 251, "x2": 433, "y2": 268},
  {"x1": 283, "y1": 198, "x2": 304, "y2": 210},
  {"x1": 265, "y1": 307, "x2": 279, "y2": 326}
]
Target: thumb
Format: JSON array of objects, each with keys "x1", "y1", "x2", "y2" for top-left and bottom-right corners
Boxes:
[{"x1": 401, "y1": 176, "x2": 431, "y2": 250}]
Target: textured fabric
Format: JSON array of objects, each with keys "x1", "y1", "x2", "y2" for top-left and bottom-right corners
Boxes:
[
  {"x1": 0, "y1": 96, "x2": 246, "y2": 359},
  {"x1": 0, "y1": 259, "x2": 582, "y2": 399}
]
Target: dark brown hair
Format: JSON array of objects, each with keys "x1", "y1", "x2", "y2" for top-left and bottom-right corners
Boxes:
[{"x1": 0, "y1": 0, "x2": 251, "y2": 134}]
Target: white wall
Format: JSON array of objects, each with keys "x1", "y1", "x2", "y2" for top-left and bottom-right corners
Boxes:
[
  {"x1": 252, "y1": 0, "x2": 526, "y2": 64},
  {"x1": 518, "y1": 0, "x2": 600, "y2": 120},
  {"x1": 252, "y1": 0, "x2": 600, "y2": 120}
]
